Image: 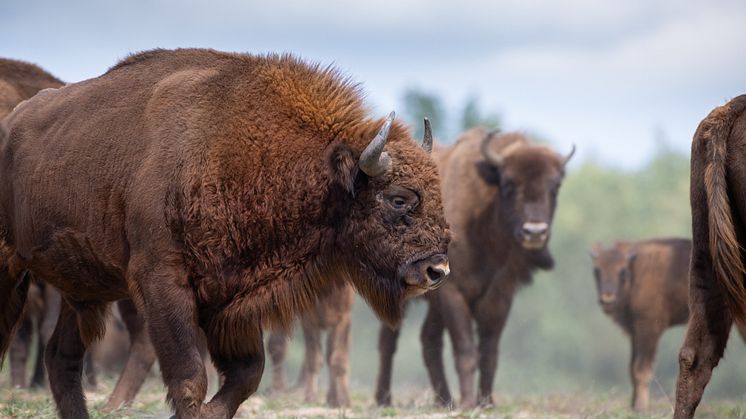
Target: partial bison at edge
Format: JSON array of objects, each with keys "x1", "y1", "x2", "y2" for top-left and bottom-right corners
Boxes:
[
  {"x1": 675, "y1": 94, "x2": 746, "y2": 419},
  {"x1": 375, "y1": 129, "x2": 573, "y2": 407},
  {"x1": 0, "y1": 48, "x2": 450, "y2": 419}
]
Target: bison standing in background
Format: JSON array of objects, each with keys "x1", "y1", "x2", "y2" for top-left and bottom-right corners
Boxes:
[
  {"x1": 0, "y1": 58, "x2": 64, "y2": 389},
  {"x1": 0, "y1": 48, "x2": 450, "y2": 419},
  {"x1": 676, "y1": 94, "x2": 746, "y2": 419},
  {"x1": 375, "y1": 129, "x2": 573, "y2": 407},
  {"x1": 267, "y1": 284, "x2": 354, "y2": 406},
  {"x1": 591, "y1": 239, "x2": 691, "y2": 411}
]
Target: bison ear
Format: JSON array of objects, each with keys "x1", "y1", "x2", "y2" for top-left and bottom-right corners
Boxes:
[
  {"x1": 476, "y1": 161, "x2": 501, "y2": 185},
  {"x1": 327, "y1": 143, "x2": 358, "y2": 196}
]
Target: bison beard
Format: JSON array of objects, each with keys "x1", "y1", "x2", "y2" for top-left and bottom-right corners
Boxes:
[{"x1": 0, "y1": 48, "x2": 450, "y2": 419}]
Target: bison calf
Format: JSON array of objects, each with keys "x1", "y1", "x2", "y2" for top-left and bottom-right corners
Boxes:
[{"x1": 591, "y1": 239, "x2": 690, "y2": 411}]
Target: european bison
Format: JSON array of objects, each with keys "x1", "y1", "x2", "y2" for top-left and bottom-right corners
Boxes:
[
  {"x1": 0, "y1": 48, "x2": 450, "y2": 418},
  {"x1": 0, "y1": 57, "x2": 64, "y2": 389},
  {"x1": 267, "y1": 284, "x2": 354, "y2": 406},
  {"x1": 591, "y1": 238, "x2": 690, "y2": 411},
  {"x1": 676, "y1": 94, "x2": 746, "y2": 418},
  {"x1": 375, "y1": 129, "x2": 573, "y2": 407}
]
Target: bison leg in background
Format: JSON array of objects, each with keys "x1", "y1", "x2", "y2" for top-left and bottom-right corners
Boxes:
[
  {"x1": 444, "y1": 291, "x2": 478, "y2": 408},
  {"x1": 420, "y1": 304, "x2": 451, "y2": 407},
  {"x1": 324, "y1": 307, "x2": 352, "y2": 407},
  {"x1": 30, "y1": 331, "x2": 46, "y2": 388},
  {"x1": 9, "y1": 316, "x2": 32, "y2": 387},
  {"x1": 374, "y1": 324, "x2": 400, "y2": 406},
  {"x1": 629, "y1": 325, "x2": 662, "y2": 411},
  {"x1": 104, "y1": 299, "x2": 157, "y2": 411},
  {"x1": 475, "y1": 295, "x2": 512, "y2": 407},
  {"x1": 267, "y1": 330, "x2": 289, "y2": 394},
  {"x1": 202, "y1": 326, "x2": 265, "y2": 418},
  {"x1": 300, "y1": 317, "x2": 323, "y2": 403},
  {"x1": 675, "y1": 248, "x2": 732, "y2": 419},
  {"x1": 45, "y1": 301, "x2": 91, "y2": 419}
]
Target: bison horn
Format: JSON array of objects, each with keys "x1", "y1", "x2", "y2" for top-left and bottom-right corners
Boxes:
[
  {"x1": 359, "y1": 111, "x2": 395, "y2": 177},
  {"x1": 480, "y1": 129, "x2": 503, "y2": 167},
  {"x1": 421, "y1": 118, "x2": 433, "y2": 153},
  {"x1": 563, "y1": 144, "x2": 577, "y2": 166}
]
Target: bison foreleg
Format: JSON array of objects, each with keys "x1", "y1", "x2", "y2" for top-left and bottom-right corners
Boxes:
[
  {"x1": 421, "y1": 304, "x2": 451, "y2": 407},
  {"x1": 442, "y1": 291, "x2": 477, "y2": 408},
  {"x1": 475, "y1": 296, "x2": 511, "y2": 407},
  {"x1": 374, "y1": 324, "x2": 400, "y2": 406},
  {"x1": 45, "y1": 301, "x2": 91, "y2": 419},
  {"x1": 630, "y1": 325, "x2": 661, "y2": 411}
]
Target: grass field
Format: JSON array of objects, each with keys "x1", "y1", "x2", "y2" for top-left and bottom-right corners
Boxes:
[{"x1": 2, "y1": 375, "x2": 746, "y2": 419}]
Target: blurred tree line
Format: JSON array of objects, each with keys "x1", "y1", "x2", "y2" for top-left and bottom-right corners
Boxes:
[{"x1": 263, "y1": 89, "x2": 746, "y2": 403}]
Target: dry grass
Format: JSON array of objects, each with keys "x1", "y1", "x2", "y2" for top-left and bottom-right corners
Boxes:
[{"x1": 2, "y1": 375, "x2": 746, "y2": 418}]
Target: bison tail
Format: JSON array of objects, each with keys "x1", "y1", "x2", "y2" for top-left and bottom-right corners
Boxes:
[
  {"x1": 701, "y1": 95, "x2": 746, "y2": 323},
  {"x1": 0, "y1": 250, "x2": 30, "y2": 368}
]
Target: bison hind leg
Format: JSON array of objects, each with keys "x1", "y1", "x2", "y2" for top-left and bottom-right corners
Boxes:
[{"x1": 0, "y1": 261, "x2": 31, "y2": 370}]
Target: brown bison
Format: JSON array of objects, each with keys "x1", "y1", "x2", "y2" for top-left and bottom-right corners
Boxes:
[
  {"x1": 375, "y1": 129, "x2": 573, "y2": 407},
  {"x1": 267, "y1": 284, "x2": 354, "y2": 406},
  {"x1": 675, "y1": 94, "x2": 746, "y2": 418},
  {"x1": 0, "y1": 58, "x2": 64, "y2": 389},
  {"x1": 591, "y1": 238, "x2": 691, "y2": 411},
  {"x1": 0, "y1": 48, "x2": 450, "y2": 418}
]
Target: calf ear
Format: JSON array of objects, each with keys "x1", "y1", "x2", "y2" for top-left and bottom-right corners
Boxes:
[
  {"x1": 327, "y1": 143, "x2": 358, "y2": 196},
  {"x1": 590, "y1": 241, "x2": 603, "y2": 258}
]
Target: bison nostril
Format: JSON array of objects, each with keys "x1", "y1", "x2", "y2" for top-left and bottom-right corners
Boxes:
[{"x1": 426, "y1": 260, "x2": 450, "y2": 285}]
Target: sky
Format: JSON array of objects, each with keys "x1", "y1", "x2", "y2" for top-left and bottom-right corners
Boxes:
[{"x1": 2, "y1": 0, "x2": 744, "y2": 168}]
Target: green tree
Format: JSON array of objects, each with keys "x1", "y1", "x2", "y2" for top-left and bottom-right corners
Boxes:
[
  {"x1": 401, "y1": 87, "x2": 446, "y2": 140},
  {"x1": 460, "y1": 95, "x2": 501, "y2": 132}
]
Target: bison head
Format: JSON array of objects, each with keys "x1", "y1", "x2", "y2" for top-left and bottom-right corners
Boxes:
[
  {"x1": 325, "y1": 113, "x2": 450, "y2": 326},
  {"x1": 479, "y1": 131, "x2": 574, "y2": 269},
  {"x1": 590, "y1": 242, "x2": 636, "y2": 313}
]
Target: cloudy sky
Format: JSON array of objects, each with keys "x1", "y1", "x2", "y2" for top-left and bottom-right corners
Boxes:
[{"x1": 2, "y1": 0, "x2": 744, "y2": 167}]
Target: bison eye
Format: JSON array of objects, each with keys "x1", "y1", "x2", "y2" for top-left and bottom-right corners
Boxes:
[{"x1": 391, "y1": 196, "x2": 407, "y2": 209}]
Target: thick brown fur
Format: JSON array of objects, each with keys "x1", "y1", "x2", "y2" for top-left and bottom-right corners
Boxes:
[
  {"x1": 375, "y1": 129, "x2": 570, "y2": 407},
  {"x1": 267, "y1": 284, "x2": 354, "y2": 407},
  {"x1": 592, "y1": 239, "x2": 692, "y2": 411},
  {"x1": 0, "y1": 58, "x2": 64, "y2": 388},
  {"x1": 675, "y1": 94, "x2": 746, "y2": 418},
  {"x1": 0, "y1": 48, "x2": 449, "y2": 418}
]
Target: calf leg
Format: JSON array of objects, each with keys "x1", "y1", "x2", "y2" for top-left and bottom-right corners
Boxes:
[
  {"x1": 374, "y1": 324, "x2": 400, "y2": 406},
  {"x1": 267, "y1": 330, "x2": 288, "y2": 394},
  {"x1": 630, "y1": 327, "x2": 662, "y2": 411},
  {"x1": 301, "y1": 318, "x2": 323, "y2": 403},
  {"x1": 675, "y1": 245, "x2": 732, "y2": 419},
  {"x1": 325, "y1": 311, "x2": 351, "y2": 407},
  {"x1": 45, "y1": 301, "x2": 91, "y2": 419},
  {"x1": 9, "y1": 316, "x2": 32, "y2": 387},
  {"x1": 420, "y1": 304, "x2": 451, "y2": 407},
  {"x1": 104, "y1": 299, "x2": 157, "y2": 411}
]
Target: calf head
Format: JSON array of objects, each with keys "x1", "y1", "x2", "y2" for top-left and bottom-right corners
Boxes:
[
  {"x1": 327, "y1": 114, "x2": 450, "y2": 326},
  {"x1": 590, "y1": 242, "x2": 636, "y2": 313},
  {"x1": 479, "y1": 131, "x2": 574, "y2": 269}
]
